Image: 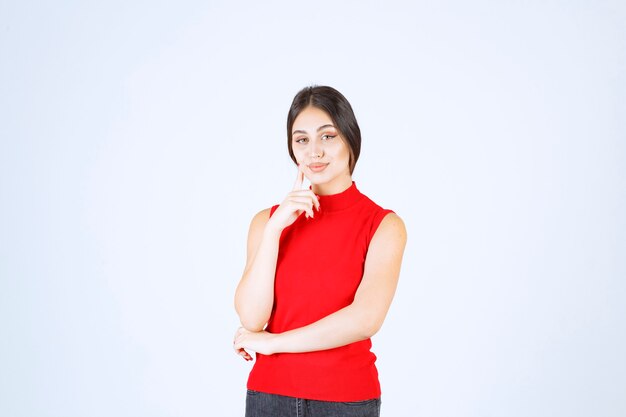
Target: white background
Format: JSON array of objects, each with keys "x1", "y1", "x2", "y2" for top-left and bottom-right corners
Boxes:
[{"x1": 1, "y1": 1, "x2": 625, "y2": 416}]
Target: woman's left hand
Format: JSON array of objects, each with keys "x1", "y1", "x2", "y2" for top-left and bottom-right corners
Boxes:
[{"x1": 233, "y1": 327, "x2": 277, "y2": 360}]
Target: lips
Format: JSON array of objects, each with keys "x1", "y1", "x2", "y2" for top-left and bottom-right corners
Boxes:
[{"x1": 308, "y1": 163, "x2": 329, "y2": 173}]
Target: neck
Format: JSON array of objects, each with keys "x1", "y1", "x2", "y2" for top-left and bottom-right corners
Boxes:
[{"x1": 311, "y1": 175, "x2": 353, "y2": 196}]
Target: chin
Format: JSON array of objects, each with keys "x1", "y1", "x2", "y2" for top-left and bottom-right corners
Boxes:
[{"x1": 306, "y1": 172, "x2": 331, "y2": 185}]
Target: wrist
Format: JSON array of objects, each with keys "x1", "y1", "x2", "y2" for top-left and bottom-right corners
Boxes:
[{"x1": 267, "y1": 332, "x2": 281, "y2": 355}]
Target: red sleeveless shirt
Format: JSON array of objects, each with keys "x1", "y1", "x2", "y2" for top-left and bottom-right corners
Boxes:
[{"x1": 247, "y1": 182, "x2": 393, "y2": 401}]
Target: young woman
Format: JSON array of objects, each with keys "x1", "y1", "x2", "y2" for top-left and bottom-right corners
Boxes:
[{"x1": 233, "y1": 86, "x2": 407, "y2": 417}]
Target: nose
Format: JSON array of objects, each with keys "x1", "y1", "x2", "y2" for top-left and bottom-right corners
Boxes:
[{"x1": 310, "y1": 141, "x2": 323, "y2": 158}]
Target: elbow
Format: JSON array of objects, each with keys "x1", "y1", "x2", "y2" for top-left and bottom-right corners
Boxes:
[
  {"x1": 239, "y1": 318, "x2": 266, "y2": 332},
  {"x1": 353, "y1": 307, "x2": 385, "y2": 339},
  {"x1": 361, "y1": 320, "x2": 383, "y2": 339},
  {"x1": 235, "y1": 304, "x2": 268, "y2": 332},
  {"x1": 234, "y1": 296, "x2": 268, "y2": 332}
]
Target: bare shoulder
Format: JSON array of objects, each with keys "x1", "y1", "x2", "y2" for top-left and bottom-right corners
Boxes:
[
  {"x1": 244, "y1": 208, "x2": 273, "y2": 261},
  {"x1": 250, "y1": 207, "x2": 271, "y2": 226},
  {"x1": 363, "y1": 212, "x2": 406, "y2": 285},
  {"x1": 375, "y1": 212, "x2": 407, "y2": 243},
  {"x1": 247, "y1": 208, "x2": 272, "y2": 235}
]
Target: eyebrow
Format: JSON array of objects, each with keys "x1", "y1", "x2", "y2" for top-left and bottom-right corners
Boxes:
[{"x1": 292, "y1": 124, "x2": 337, "y2": 136}]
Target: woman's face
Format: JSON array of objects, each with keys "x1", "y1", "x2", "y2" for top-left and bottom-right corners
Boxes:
[{"x1": 291, "y1": 106, "x2": 352, "y2": 193}]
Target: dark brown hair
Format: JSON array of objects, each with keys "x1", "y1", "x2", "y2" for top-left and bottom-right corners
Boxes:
[{"x1": 287, "y1": 86, "x2": 361, "y2": 174}]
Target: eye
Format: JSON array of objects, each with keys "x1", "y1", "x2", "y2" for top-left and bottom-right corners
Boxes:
[
  {"x1": 321, "y1": 134, "x2": 336, "y2": 141},
  {"x1": 295, "y1": 137, "x2": 308, "y2": 144}
]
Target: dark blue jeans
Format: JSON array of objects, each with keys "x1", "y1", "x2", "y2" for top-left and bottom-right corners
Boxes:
[{"x1": 245, "y1": 390, "x2": 381, "y2": 417}]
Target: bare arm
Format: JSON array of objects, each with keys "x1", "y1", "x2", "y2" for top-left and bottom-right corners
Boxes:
[
  {"x1": 234, "y1": 166, "x2": 320, "y2": 332},
  {"x1": 234, "y1": 212, "x2": 407, "y2": 354},
  {"x1": 233, "y1": 209, "x2": 279, "y2": 331}
]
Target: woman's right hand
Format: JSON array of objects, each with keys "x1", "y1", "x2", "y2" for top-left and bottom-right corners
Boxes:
[{"x1": 266, "y1": 165, "x2": 320, "y2": 233}]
